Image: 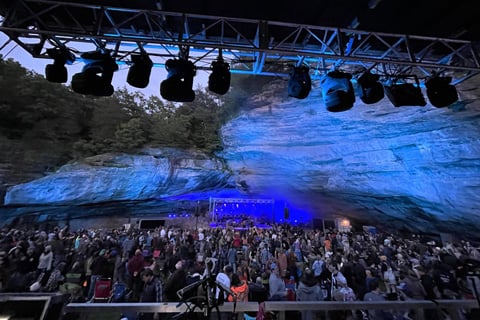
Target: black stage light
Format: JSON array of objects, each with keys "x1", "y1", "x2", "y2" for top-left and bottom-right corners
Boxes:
[
  {"x1": 160, "y1": 58, "x2": 196, "y2": 102},
  {"x1": 71, "y1": 50, "x2": 118, "y2": 97},
  {"x1": 357, "y1": 71, "x2": 384, "y2": 104},
  {"x1": 288, "y1": 65, "x2": 312, "y2": 99},
  {"x1": 45, "y1": 47, "x2": 75, "y2": 83},
  {"x1": 208, "y1": 59, "x2": 231, "y2": 95},
  {"x1": 320, "y1": 70, "x2": 355, "y2": 112},
  {"x1": 127, "y1": 53, "x2": 153, "y2": 89},
  {"x1": 384, "y1": 81, "x2": 426, "y2": 107},
  {"x1": 425, "y1": 76, "x2": 458, "y2": 108}
]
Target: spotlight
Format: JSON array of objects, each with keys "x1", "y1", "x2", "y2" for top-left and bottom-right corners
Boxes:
[
  {"x1": 288, "y1": 65, "x2": 311, "y2": 99},
  {"x1": 45, "y1": 47, "x2": 75, "y2": 83},
  {"x1": 384, "y1": 80, "x2": 426, "y2": 107},
  {"x1": 71, "y1": 50, "x2": 118, "y2": 97},
  {"x1": 357, "y1": 71, "x2": 384, "y2": 104},
  {"x1": 208, "y1": 59, "x2": 231, "y2": 95},
  {"x1": 320, "y1": 70, "x2": 355, "y2": 112},
  {"x1": 127, "y1": 53, "x2": 153, "y2": 89},
  {"x1": 425, "y1": 75, "x2": 458, "y2": 108},
  {"x1": 160, "y1": 58, "x2": 196, "y2": 102}
]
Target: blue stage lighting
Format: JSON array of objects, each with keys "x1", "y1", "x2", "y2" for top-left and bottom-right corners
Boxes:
[
  {"x1": 425, "y1": 76, "x2": 458, "y2": 108},
  {"x1": 288, "y1": 66, "x2": 311, "y2": 99},
  {"x1": 160, "y1": 58, "x2": 196, "y2": 102},
  {"x1": 320, "y1": 70, "x2": 355, "y2": 112}
]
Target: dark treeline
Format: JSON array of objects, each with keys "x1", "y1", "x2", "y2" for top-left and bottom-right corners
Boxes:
[{"x1": 0, "y1": 56, "x2": 275, "y2": 162}]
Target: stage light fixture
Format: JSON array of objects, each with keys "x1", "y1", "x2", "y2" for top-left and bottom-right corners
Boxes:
[
  {"x1": 425, "y1": 75, "x2": 458, "y2": 108},
  {"x1": 288, "y1": 65, "x2": 311, "y2": 99},
  {"x1": 208, "y1": 58, "x2": 231, "y2": 95},
  {"x1": 45, "y1": 47, "x2": 75, "y2": 83},
  {"x1": 384, "y1": 78, "x2": 426, "y2": 107},
  {"x1": 357, "y1": 71, "x2": 384, "y2": 104},
  {"x1": 320, "y1": 70, "x2": 355, "y2": 112},
  {"x1": 160, "y1": 58, "x2": 196, "y2": 102},
  {"x1": 71, "y1": 50, "x2": 118, "y2": 97},
  {"x1": 127, "y1": 53, "x2": 153, "y2": 89}
]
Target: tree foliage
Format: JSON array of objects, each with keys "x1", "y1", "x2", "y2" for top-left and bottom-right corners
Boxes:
[{"x1": 0, "y1": 56, "x2": 271, "y2": 163}]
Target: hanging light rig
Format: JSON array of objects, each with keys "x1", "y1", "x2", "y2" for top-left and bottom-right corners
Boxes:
[
  {"x1": 288, "y1": 58, "x2": 312, "y2": 99},
  {"x1": 208, "y1": 49, "x2": 231, "y2": 95},
  {"x1": 425, "y1": 73, "x2": 459, "y2": 108},
  {"x1": 127, "y1": 45, "x2": 153, "y2": 89},
  {"x1": 160, "y1": 45, "x2": 196, "y2": 102},
  {"x1": 45, "y1": 46, "x2": 75, "y2": 83},
  {"x1": 71, "y1": 49, "x2": 118, "y2": 97}
]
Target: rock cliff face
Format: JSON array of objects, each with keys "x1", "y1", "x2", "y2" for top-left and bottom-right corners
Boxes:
[
  {"x1": 4, "y1": 148, "x2": 234, "y2": 204},
  {"x1": 2, "y1": 78, "x2": 480, "y2": 239}
]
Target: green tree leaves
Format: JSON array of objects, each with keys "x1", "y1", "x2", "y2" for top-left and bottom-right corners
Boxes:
[{"x1": 0, "y1": 55, "x2": 276, "y2": 160}]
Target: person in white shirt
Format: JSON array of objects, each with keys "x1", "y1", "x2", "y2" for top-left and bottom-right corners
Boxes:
[{"x1": 215, "y1": 265, "x2": 233, "y2": 300}]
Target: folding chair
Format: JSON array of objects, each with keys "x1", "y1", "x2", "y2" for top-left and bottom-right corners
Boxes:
[
  {"x1": 111, "y1": 280, "x2": 131, "y2": 302},
  {"x1": 93, "y1": 278, "x2": 113, "y2": 302}
]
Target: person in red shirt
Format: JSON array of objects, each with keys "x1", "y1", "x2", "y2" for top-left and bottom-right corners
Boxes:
[{"x1": 127, "y1": 249, "x2": 145, "y2": 301}]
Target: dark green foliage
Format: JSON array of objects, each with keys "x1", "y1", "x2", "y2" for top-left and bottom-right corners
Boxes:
[{"x1": 0, "y1": 56, "x2": 276, "y2": 161}]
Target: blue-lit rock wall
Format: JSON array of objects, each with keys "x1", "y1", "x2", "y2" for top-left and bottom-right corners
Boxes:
[
  {"x1": 220, "y1": 81, "x2": 480, "y2": 236},
  {"x1": 3, "y1": 79, "x2": 480, "y2": 238},
  {"x1": 4, "y1": 148, "x2": 234, "y2": 205}
]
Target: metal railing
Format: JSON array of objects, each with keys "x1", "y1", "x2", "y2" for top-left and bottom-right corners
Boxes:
[{"x1": 64, "y1": 299, "x2": 480, "y2": 320}]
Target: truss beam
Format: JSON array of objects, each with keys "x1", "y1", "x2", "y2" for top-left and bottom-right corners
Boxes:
[{"x1": 1, "y1": 0, "x2": 479, "y2": 84}]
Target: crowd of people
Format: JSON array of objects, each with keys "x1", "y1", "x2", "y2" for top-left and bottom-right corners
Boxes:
[{"x1": 0, "y1": 216, "x2": 479, "y2": 320}]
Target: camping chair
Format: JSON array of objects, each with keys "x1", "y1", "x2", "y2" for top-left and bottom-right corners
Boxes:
[
  {"x1": 111, "y1": 280, "x2": 132, "y2": 302},
  {"x1": 92, "y1": 278, "x2": 113, "y2": 302}
]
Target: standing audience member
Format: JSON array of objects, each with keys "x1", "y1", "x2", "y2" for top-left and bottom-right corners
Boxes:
[
  {"x1": 86, "y1": 249, "x2": 110, "y2": 301},
  {"x1": 296, "y1": 268, "x2": 324, "y2": 320},
  {"x1": 268, "y1": 266, "x2": 287, "y2": 301},
  {"x1": 312, "y1": 254, "x2": 324, "y2": 283},
  {"x1": 246, "y1": 276, "x2": 269, "y2": 319},
  {"x1": 127, "y1": 249, "x2": 146, "y2": 301},
  {"x1": 137, "y1": 268, "x2": 163, "y2": 320},
  {"x1": 37, "y1": 245, "x2": 53, "y2": 287},
  {"x1": 163, "y1": 258, "x2": 187, "y2": 302},
  {"x1": 277, "y1": 248, "x2": 288, "y2": 279},
  {"x1": 215, "y1": 265, "x2": 233, "y2": 301},
  {"x1": 229, "y1": 273, "x2": 249, "y2": 320},
  {"x1": 44, "y1": 261, "x2": 66, "y2": 292},
  {"x1": 229, "y1": 273, "x2": 249, "y2": 302},
  {"x1": 363, "y1": 278, "x2": 393, "y2": 320}
]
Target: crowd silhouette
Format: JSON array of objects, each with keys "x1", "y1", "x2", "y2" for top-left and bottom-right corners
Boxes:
[{"x1": 1, "y1": 215, "x2": 479, "y2": 320}]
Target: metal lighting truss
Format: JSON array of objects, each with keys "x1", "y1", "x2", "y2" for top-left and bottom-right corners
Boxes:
[{"x1": 1, "y1": 0, "x2": 479, "y2": 84}]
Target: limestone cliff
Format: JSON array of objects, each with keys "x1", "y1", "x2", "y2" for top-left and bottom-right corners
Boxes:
[{"x1": 2, "y1": 78, "x2": 480, "y2": 239}]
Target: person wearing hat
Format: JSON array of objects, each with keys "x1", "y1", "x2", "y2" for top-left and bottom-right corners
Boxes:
[{"x1": 138, "y1": 268, "x2": 163, "y2": 320}]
